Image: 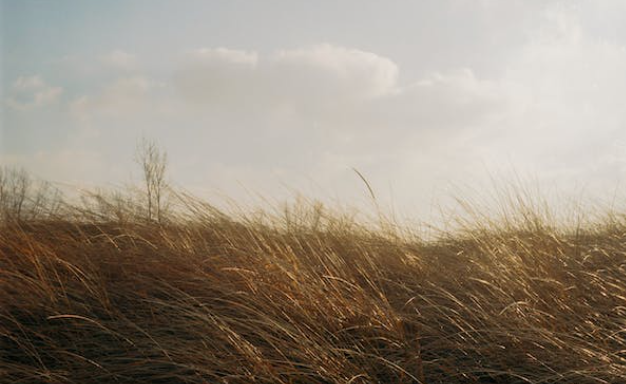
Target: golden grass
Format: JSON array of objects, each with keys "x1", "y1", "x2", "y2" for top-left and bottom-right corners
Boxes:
[{"x1": 1, "y1": 190, "x2": 626, "y2": 383}]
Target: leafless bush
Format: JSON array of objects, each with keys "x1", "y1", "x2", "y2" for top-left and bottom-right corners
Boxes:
[
  {"x1": 135, "y1": 138, "x2": 169, "y2": 223},
  {"x1": 0, "y1": 166, "x2": 63, "y2": 222}
]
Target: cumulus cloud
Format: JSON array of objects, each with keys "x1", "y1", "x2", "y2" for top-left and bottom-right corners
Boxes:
[
  {"x1": 268, "y1": 44, "x2": 398, "y2": 102},
  {"x1": 192, "y1": 48, "x2": 258, "y2": 66},
  {"x1": 21, "y1": 2, "x2": 626, "y2": 217},
  {"x1": 61, "y1": 44, "x2": 508, "y2": 197},
  {"x1": 12, "y1": 76, "x2": 46, "y2": 91},
  {"x1": 164, "y1": 8, "x2": 626, "y2": 212},
  {"x1": 100, "y1": 50, "x2": 139, "y2": 71},
  {"x1": 175, "y1": 44, "x2": 399, "y2": 110},
  {"x1": 70, "y1": 44, "x2": 502, "y2": 145},
  {"x1": 173, "y1": 43, "x2": 500, "y2": 136},
  {"x1": 70, "y1": 76, "x2": 163, "y2": 123},
  {"x1": 5, "y1": 75, "x2": 63, "y2": 110},
  {"x1": 360, "y1": 69, "x2": 505, "y2": 134},
  {"x1": 175, "y1": 48, "x2": 258, "y2": 104}
]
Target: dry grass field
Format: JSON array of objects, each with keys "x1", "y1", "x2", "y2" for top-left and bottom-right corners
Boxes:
[{"x1": 1, "y1": 167, "x2": 626, "y2": 383}]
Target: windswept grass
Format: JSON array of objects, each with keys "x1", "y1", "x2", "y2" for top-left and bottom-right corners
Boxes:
[{"x1": 1, "y1": 184, "x2": 626, "y2": 383}]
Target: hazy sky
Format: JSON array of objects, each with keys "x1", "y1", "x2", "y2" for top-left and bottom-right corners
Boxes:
[{"x1": 3, "y1": 0, "x2": 626, "y2": 219}]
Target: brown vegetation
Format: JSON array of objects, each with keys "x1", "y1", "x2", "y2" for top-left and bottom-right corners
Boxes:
[{"x1": 1, "y1": 167, "x2": 625, "y2": 383}]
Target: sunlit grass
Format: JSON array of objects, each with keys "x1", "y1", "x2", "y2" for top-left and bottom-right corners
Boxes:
[{"x1": 1, "y1": 174, "x2": 625, "y2": 383}]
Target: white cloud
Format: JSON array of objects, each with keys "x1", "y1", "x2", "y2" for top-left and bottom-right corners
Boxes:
[
  {"x1": 269, "y1": 44, "x2": 398, "y2": 101},
  {"x1": 62, "y1": 44, "x2": 506, "y2": 194},
  {"x1": 191, "y1": 47, "x2": 258, "y2": 66},
  {"x1": 5, "y1": 75, "x2": 63, "y2": 110},
  {"x1": 361, "y1": 69, "x2": 505, "y2": 134},
  {"x1": 69, "y1": 44, "x2": 499, "y2": 144},
  {"x1": 70, "y1": 76, "x2": 163, "y2": 123},
  {"x1": 20, "y1": 2, "x2": 626, "y2": 218},
  {"x1": 100, "y1": 50, "x2": 139, "y2": 71},
  {"x1": 174, "y1": 44, "x2": 398, "y2": 110},
  {"x1": 172, "y1": 43, "x2": 503, "y2": 152},
  {"x1": 12, "y1": 75, "x2": 46, "y2": 91},
  {"x1": 175, "y1": 48, "x2": 259, "y2": 105}
]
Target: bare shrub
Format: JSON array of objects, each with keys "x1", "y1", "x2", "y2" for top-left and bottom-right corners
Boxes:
[
  {"x1": 135, "y1": 138, "x2": 168, "y2": 223},
  {"x1": 0, "y1": 166, "x2": 63, "y2": 222}
]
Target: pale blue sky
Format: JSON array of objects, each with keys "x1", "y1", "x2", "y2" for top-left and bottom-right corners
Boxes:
[{"x1": 3, "y1": 0, "x2": 626, "y2": 218}]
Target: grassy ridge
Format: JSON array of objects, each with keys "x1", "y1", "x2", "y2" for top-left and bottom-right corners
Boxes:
[{"x1": 1, "y1": 191, "x2": 626, "y2": 383}]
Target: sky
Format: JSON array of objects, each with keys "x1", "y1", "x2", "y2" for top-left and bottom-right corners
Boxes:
[{"x1": 2, "y1": 0, "x2": 626, "y2": 221}]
